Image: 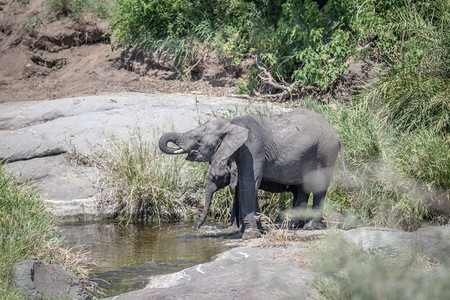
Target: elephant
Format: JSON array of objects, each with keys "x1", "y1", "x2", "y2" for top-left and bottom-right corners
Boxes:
[
  {"x1": 159, "y1": 109, "x2": 347, "y2": 239},
  {"x1": 196, "y1": 160, "x2": 300, "y2": 231}
]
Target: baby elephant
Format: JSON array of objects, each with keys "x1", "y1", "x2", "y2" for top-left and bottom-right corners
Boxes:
[{"x1": 196, "y1": 161, "x2": 302, "y2": 231}]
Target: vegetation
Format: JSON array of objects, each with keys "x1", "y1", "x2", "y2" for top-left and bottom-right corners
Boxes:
[
  {"x1": 301, "y1": 97, "x2": 449, "y2": 230},
  {"x1": 0, "y1": 165, "x2": 91, "y2": 299},
  {"x1": 96, "y1": 130, "x2": 189, "y2": 223},
  {"x1": 45, "y1": 0, "x2": 113, "y2": 18},
  {"x1": 311, "y1": 233, "x2": 450, "y2": 300}
]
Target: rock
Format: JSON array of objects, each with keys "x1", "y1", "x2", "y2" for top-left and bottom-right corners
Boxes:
[
  {"x1": 342, "y1": 225, "x2": 450, "y2": 259},
  {"x1": 105, "y1": 245, "x2": 322, "y2": 300},
  {"x1": 13, "y1": 259, "x2": 88, "y2": 299}
]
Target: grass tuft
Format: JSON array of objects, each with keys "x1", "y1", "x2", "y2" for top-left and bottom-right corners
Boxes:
[{"x1": 96, "y1": 130, "x2": 189, "y2": 223}]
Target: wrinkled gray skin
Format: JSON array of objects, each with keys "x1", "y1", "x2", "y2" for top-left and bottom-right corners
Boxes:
[
  {"x1": 159, "y1": 110, "x2": 345, "y2": 239},
  {"x1": 196, "y1": 161, "x2": 299, "y2": 230}
]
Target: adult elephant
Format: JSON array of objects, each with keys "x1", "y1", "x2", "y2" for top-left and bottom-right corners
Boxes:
[{"x1": 159, "y1": 110, "x2": 345, "y2": 239}]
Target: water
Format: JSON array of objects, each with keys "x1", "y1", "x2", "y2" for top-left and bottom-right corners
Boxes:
[{"x1": 60, "y1": 222, "x2": 234, "y2": 297}]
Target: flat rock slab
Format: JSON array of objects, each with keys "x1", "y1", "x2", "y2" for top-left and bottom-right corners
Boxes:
[
  {"x1": 342, "y1": 225, "x2": 450, "y2": 259},
  {"x1": 106, "y1": 243, "x2": 322, "y2": 300},
  {"x1": 0, "y1": 93, "x2": 284, "y2": 219}
]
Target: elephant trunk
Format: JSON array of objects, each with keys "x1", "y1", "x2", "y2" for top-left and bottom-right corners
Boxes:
[
  {"x1": 196, "y1": 183, "x2": 216, "y2": 230},
  {"x1": 159, "y1": 132, "x2": 185, "y2": 154}
]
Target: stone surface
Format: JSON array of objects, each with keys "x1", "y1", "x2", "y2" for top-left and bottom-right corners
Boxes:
[
  {"x1": 13, "y1": 259, "x2": 87, "y2": 299},
  {"x1": 0, "y1": 92, "x2": 285, "y2": 219},
  {"x1": 105, "y1": 243, "x2": 322, "y2": 300},
  {"x1": 342, "y1": 225, "x2": 450, "y2": 259}
]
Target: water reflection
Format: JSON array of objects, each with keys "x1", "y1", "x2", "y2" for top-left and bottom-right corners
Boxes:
[{"x1": 60, "y1": 222, "x2": 231, "y2": 296}]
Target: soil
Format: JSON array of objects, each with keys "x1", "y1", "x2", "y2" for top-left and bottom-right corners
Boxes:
[
  {"x1": 0, "y1": 0, "x2": 371, "y2": 103},
  {"x1": 0, "y1": 0, "x2": 241, "y2": 103}
]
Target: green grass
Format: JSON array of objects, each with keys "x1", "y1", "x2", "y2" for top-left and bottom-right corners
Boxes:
[
  {"x1": 96, "y1": 130, "x2": 189, "y2": 223},
  {"x1": 0, "y1": 165, "x2": 90, "y2": 298},
  {"x1": 362, "y1": 0, "x2": 449, "y2": 135},
  {"x1": 310, "y1": 233, "x2": 450, "y2": 300},
  {"x1": 45, "y1": 0, "x2": 114, "y2": 18}
]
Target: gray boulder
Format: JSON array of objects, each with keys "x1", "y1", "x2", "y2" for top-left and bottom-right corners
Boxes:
[{"x1": 13, "y1": 259, "x2": 88, "y2": 299}]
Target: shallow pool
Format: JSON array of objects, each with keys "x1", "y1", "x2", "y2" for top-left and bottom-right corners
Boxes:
[{"x1": 60, "y1": 222, "x2": 233, "y2": 297}]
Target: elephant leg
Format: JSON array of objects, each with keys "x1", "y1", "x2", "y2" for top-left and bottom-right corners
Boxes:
[
  {"x1": 303, "y1": 190, "x2": 327, "y2": 230},
  {"x1": 291, "y1": 185, "x2": 310, "y2": 228},
  {"x1": 237, "y1": 153, "x2": 261, "y2": 239},
  {"x1": 230, "y1": 188, "x2": 240, "y2": 229}
]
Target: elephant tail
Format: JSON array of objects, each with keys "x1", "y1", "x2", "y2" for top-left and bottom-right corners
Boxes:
[{"x1": 339, "y1": 142, "x2": 352, "y2": 190}]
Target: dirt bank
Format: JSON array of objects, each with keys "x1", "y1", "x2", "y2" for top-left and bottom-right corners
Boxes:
[{"x1": 0, "y1": 0, "x2": 242, "y2": 102}]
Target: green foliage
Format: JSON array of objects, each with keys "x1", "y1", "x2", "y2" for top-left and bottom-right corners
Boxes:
[
  {"x1": 0, "y1": 166, "x2": 68, "y2": 297},
  {"x1": 110, "y1": 0, "x2": 264, "y2": 68},
  {"x1": 45, "y1": 0, "x2": 113, "y2": 18},
  {"x1": 257, "y1": 0, "x2": 352, "y2": 91},
  {"x1": 361, "y1": 0, "x2": 449, "y2": 134}
]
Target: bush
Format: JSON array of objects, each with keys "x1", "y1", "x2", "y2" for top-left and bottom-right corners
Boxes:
[
  {"x1": 110, "y1": 0, "x2": 265, "y2": 71},
  {"x1": 256, "y1": 0, "x2": 352, "y2": 92}
]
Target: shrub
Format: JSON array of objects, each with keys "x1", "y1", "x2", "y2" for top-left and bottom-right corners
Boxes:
[
  {"x1": 110, "y1": 0, "x2": 266, "y2": 72},
  {"x1": 257, "y1": 0, "x2": 352, "y2": 91}
]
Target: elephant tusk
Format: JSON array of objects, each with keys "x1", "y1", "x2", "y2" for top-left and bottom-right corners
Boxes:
[{"x1": 174, "y1": 148, "x2": 186, "y2": 154}]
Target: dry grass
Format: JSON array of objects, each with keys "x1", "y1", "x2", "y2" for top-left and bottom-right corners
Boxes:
[{"x1": 254, "y1": 214, "x2": 325, "y2": 248}]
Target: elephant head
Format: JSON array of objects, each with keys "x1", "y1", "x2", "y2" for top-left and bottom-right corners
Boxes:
[
  {"x1": 159, "y1": 120, "x2": 249, "y2": 166},
  {"x1": 159, "y1": 120, "x2": 246, "y2": 230},
  {"x1": 196, "y1": 161, "x2": 238, "y2": 230}
]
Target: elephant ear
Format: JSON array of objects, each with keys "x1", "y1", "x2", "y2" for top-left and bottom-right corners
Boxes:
[{"x1": 211, "y1": 124, "x2": 248, "y2": 174}]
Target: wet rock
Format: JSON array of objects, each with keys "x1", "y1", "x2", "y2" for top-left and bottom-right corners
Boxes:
[
  {"x1": 13, "y1": 259, "x2": 88, "y2": 299},
  {"x1": 105, "y1": 245, "x2": 322, "y2": 300}
]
